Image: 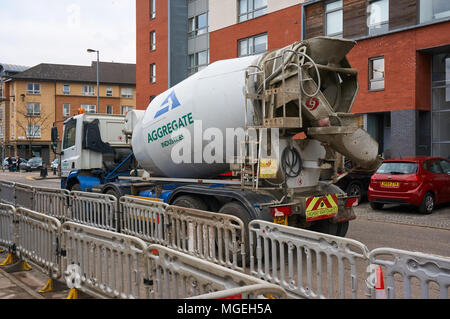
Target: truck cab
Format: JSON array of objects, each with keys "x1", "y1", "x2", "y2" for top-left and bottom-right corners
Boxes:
[{"x1": 59, "y1": 113, "x2": 136, "y2": 191}]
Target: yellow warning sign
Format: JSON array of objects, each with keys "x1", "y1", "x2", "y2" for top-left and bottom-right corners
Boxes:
[
  {"x1": 305, "y1": 194, "x2": 339, "y2": 222},
  {"x1": 259, "y1": 158, "x2": 278, "y2": 179}
]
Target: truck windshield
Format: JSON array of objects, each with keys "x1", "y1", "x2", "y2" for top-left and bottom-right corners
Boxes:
[
  {"x1": 376, "y1": 162, "x2": 418, "y2": 175},
  {"x1": 63, "y1": 119, "x2": 77, "y2": 150}
]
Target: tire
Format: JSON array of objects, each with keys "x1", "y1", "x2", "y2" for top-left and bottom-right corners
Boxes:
[
  {"x1": 309, "y1": 219, "x2": 349, "y2": 237},
  {"x1": 172, "y1": 195, "x2": 208, "y2": 211},
  {"x1": 71, "y1": 183, "x2": 82, "y2": 192},
  {"x1": 370, "y1": 202, "x2": 384, "y2": 210},
  {"x1": 346, "y1": 182, "x2": 363, "y2": 203},
  {"x1": 418, "y1": 192, "x2": 434, "y2": 215},
  {"x1": 218, "y1": 202, "x2": 252, "y2": 266}
]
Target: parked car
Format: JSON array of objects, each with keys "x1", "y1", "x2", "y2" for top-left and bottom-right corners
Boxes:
[
  {"x1": 335, "y1": 169, "x2": 374, "y2": 203},
  {"x1": 23, "y1": 157, "x2": 43, "y2": 172},
  {"x1": 51, "y1": 158, "x2": 59, "y2": 170},
  {"x1": 368, "y1": 157, "x2": 450, "y2": 214}
]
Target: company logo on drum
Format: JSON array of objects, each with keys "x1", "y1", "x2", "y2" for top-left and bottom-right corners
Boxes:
[{"x1": 154, "y1": 91, "x2": 181, "y2": 119}]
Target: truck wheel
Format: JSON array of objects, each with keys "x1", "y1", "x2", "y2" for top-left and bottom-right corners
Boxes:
[
  {"x1": 218, "y1": 202, "x2": 251, "y2": 266},
  {"x1": 346, "y1": 182, "x2": 363, "y2": 203},
  {"x1": 71, "y1": 183, "x2": 82, "y2": 192},
  {"x1": 310, "y1": 219, "x2": 349, "y2": 237},
  {"x1": 172, "y1": 195, "x2": 208, "y2": 211}
]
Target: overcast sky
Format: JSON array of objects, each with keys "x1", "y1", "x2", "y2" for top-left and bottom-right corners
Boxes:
[{"x1": 0, "y1": 0, "x2": 136, "y2": 67}]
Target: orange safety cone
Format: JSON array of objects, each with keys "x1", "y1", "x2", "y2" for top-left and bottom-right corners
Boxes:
[{"x1": 375, "y1": 265, "x2": 387, "y2": 299}]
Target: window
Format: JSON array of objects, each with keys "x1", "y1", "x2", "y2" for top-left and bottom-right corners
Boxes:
[
  {"x1": 150, "y1": 64, "x2": 156, "y2": 83},
  {"x1": 369, "y1": 57, "x2": 385, "y2": 91},
  {"x1": 11, "y1": 125, "x2": 14, "y2": 139},
  {"x1": 26, "y1": 124, "x2": 41, "y2": 138},
  {"x1": 27, "y1": 83, "x2": 41, "y2": 95},
  {"x1": 82, "y1": 85, "x2": 95, "y2": 96},
  {"x1": 121, "y1": 106, "x2": 134, "y2": 115},
  {"x1": 26, "y1": 103, "x2": 41, "y2": 116},
  {"x1": 239, "y1": 0, "x2": 267, "y2": 22},
  {"x1": 440, "y1": 159, "x2": 450, "y2": 173},
  {"x1": 106, "y1": 105, "x2": 113, "y2": 114},
  {"x1": 0, "y1": 126, "x2": 4, "y2": 138},
  {"x1": 238, "y1": 33, "x2": 268, "y2": 57},
  {"x1": 0, "y1": 106, "x2": 2, "y2": 120},
  {"x1": 368, "y1": 0, "x2": 389, "y2": 36},
  {"x1": 63, "y1": 104, "x2": 70, "y2": 117},
  {"x1": 188, "y1": 50, "x2": 209, "y2": 75},
  {"x1": 81, "y1": 104, "x2": 97, "y2": 113},
  {"x1": 150, "y1": 0, "x2": 156, "y2": 19},
  {"x1": 121, "y1": 88, "x2": 134, "y2": 98},
  {"x1": 106, "y1": 87, "x2": 113, "y2": 97},
  {"x1": 188, "y1": 13, "x2": 208, "y2": 38},
  {"x1": 424, "y1": 159, "x2": 444, "y2": 173},
  {"x1": 63, "y1": 119, "x2": 76, "y2": 150},
  {"x1": 63, "y1": 85, "x2": 70, "y2": 95},
  {"x1": 420, "y1": 0, "x2": 450, "y2": 23},
  {"x1": 325, "y1": 1, "x2": 343, "y2": 37},
  {"x1": 150, "y1": 31, "x2": 156, "y2": 50}
]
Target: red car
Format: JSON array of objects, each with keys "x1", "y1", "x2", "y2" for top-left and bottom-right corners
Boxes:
[{"x1": 368, "y1": 157, "x2": 450, "y2": 214}]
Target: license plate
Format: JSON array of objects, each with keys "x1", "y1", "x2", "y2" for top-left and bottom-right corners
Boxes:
[
  {"x1": 274, "y1": 216, "x2": 288, "y2": 225},
  {"x1": 381, "y1": 181, "x2": 399, "y2": 188}
]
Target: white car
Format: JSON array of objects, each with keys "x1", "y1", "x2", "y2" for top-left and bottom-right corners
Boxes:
[{"x1": 51, "y1": 158, "x2": 59, "y2": 170}]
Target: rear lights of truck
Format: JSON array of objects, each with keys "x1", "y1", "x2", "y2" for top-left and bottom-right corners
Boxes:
[
  {"x1": 345, "y1": 197, "x2": 359, "y2": 207},
  {"x1": 270, "y1": 205, "x2": 293, "y2": 217}
]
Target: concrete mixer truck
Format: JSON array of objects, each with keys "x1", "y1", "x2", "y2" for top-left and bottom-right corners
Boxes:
[{"x1": 52, "y1": 37, "x2": 382, "y2": 238}]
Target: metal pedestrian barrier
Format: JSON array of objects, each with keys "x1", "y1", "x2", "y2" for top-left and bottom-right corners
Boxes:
[
  {"x1": 33, "y1": 187, "x2": 70, "y2": 220},
  {"x1": 249, "y1": 220, "x2": 370, "y2": 299},
  {"x1": 2, "y1": 183, "x2": 450, "y2": 300},
  {"x1": 60, "y1": 221, "x2": 148, "y2": 299},
  {"x1": 120, "y1": 196, "x2": 168, "y2": 244},
  {"x1": 0, "y1": 181, "x2": 16, "y2": 206},
  {"x1": 14, "y1": 208, "x2": 62, "y2": 280},
  {"x1": 14, "y1": 183, "x2": 35, "y2": 210},
  {"x1": 0, "y1": 204, "x2": 16, "y2": 252},
  {"x1": 69, "y1": 191, "x2": 119, "y2": 232},
  {"x1": 144, "y1": 244, "x2": 283, "y2": 299},
  {"x1": 368, "y1": 248, "x2": 450, "y2": 299},
  {"x1": 164, "y1": 206, "x2": 247, "y2": 272}
]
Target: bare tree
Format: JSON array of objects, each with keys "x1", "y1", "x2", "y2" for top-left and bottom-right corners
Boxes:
[{"x1": 16, "y1": 104, "x2": 53, "y2": 159}]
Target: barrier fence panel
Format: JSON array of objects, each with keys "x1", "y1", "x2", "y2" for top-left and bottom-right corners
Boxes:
[
  {"x1": 69, "y1": 191, "x2": 119, "y2": 232},
  {"x1": 249, "y1": 220, "x2": 370, "y2": 299},
  {"x1": 120, "y1": 196, "x2": 168, "y2": 244},
  {"x1": 144, "y1": 244, "x2": 280, "y2": 299},
  {"x1": 368, "y1": 248, "x2": 450, "y2": 299},
  {"x1": 14, "y1": 183, "x2": 35, "y2": 210},
  {"x1": 0, "y1": 181, "x2": 16, "y2": 206},
  {"x1": 15, "y1": 208, "x2": 62, "y2": 280},
  {"x1": 33, "y1": 187, "x2": 70, "y2": 221},
  {"x1": 164, "y1": 206, "x2": 246, "y2": 272},
  {"x1": 60, "y1": 222, "x2": 148, "y2": 299},
  {"x1": 0, "y1": 204, "x2": 16, "y2": 251}
]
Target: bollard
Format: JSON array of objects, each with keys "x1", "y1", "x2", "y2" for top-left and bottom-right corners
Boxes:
[{"x1": 40, "y1": 165, "x2": 48, "y2": 178}]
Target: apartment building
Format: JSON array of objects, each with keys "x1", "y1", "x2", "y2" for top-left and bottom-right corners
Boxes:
[
  {"x1": 3, "y1": 62, "x2": 136, "y2": 163},
  {"x1": 136, "y1": 0, "x2": 450, "y2": 159},
  {"x1": 303, "y1": 0, "x2": 450, "y2": 159},
  {"x1": 0, "y1": 64, "x2": 30, "y2": 161}
]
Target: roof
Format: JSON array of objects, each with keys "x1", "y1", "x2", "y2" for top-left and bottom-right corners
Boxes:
[
  {"x1": 0, "y1": 63, "x2": 29, "y2": 74},
  {"x1": 11, "y1": 61, "x2": 136, "y2": 85}
]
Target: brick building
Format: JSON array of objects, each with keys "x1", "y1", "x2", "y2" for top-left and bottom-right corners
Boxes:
[
  {"x1": 136, "y1": 0, "x2": 450, "y2": 159},
  {"x1": 303, "y1": 0, "x2": 450, "y2": 159},
  {"x1": 2, "y1": 62, "x2": 136, "y2": 164}
]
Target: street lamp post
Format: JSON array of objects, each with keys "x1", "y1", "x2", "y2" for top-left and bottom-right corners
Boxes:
[{"x1": 87, "y1": 49, "x2": 100, "y2": 112}]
